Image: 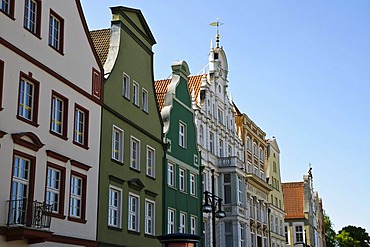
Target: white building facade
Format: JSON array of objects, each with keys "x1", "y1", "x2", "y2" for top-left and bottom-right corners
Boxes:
[{"x1": 0, "y1": 1, "x2": 102, "y2": 245}]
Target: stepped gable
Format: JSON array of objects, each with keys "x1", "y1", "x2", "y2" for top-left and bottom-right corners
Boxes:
[
  {"x1": 282, "y1": 182, "x2": 305, "y2": 219},
  {"x1": 90, "y1": 28, "x2": 111, "y2": 65}
]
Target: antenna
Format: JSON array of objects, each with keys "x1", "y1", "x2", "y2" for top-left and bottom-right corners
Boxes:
[{"x1": 209, "y1": 18, "x2": 224, "y2": 48}]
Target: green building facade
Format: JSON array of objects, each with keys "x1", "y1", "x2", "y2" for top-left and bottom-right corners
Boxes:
[
  {"x1": 91, "y1": 6, "x2": 163, "y2": 247},
  {"x1": 154, "y1": 61, "x2": 202, "y2": 241}
]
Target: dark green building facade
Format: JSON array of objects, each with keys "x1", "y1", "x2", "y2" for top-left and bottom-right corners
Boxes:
[
  {"x1": 91, "y1": 6, "x2": 163, "y2": 247},
  {"x1": 155, "y1": 61, "x2": 202, "y2": 242}
]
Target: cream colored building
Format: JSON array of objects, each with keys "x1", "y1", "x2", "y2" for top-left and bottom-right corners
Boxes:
[{"x1": 0, "y1": 1, "x2": 102, "y2": 245}]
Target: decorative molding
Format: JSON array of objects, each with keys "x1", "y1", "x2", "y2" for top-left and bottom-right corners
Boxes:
[
  {"x1": 128, "y1": 178, "x2": 145, "y2": 191},
  {"x1": 46, "y1": 150, "x2": 70, "y2": 162},
  {"x1": 70, "y1": 160, "x2": 91, "y2": 171},
  {"x1": 144, "y1": 189, "x2": 158, "y2": 198},
  {"x1": 0, "y1": 130, "x2": 7, "y2": 138},
  {"x1": 11, "y1": 132, "x2": 44, "y2": 151},
  {"x1": 109, "y1": 175, "x2": 125, "y2": 185}
]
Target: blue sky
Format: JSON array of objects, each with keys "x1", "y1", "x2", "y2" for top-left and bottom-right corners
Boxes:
[{"x1": 81, "y1": 0, "x2": 370, "y2": 232}]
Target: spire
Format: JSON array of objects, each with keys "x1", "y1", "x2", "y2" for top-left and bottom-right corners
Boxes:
[
  {"x1": 209, "y1": 18, "x2": 223, "y2": 48},
  {"x1": 210, "y1": 39, "x2": 214, "y2": 49}
]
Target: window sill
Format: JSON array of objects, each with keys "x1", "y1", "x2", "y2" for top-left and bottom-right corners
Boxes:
[
  {"x1": 48, "y1": 44, "x2": 64, "y2": 55},
  {"x1": 107, "y1": 225, "x2": 122, "y2": 232},
  {"x1": 46, "y1": 212, "x2": 66, "y2": 219},
  {"x1": 129, "y1": 166, "x2": 140, "y2": 173},
  {"x1": 16, "y1": 115, "x2": 39, "y2": 127},
  {"x1": 49, "y1": 130, "x2": 68, "y2": 140},
  {"x1": 0, "y1": 10, "x2": 15, "y2": 20},
  {"x1": 67, "y1": 216, "x2": 87, "y2": 224},
  {"x1": 73, "y1": 140, "x2": 89, "y2": 150},
  {"x1": 144, "y1": 233, "x2": 156, "y2": 239},
  {"x1": 142, "y1": 109, "x2": 149, "y2": 114},
  {"x1": 146, "y1": 174, "x2": 156, "y2": 180},
  {"x1": 111, "y1": 158, "x2": 124, "y2": 166},
  {"x1": 128, "y1": 229, "x2": 140, "y2": 235},
  {"x1": 24, "y1": 27, "x2": 41, "y2": 40}
]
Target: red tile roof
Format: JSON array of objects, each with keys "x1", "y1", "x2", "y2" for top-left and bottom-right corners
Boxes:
[
  {"x1": 282, "y1": 182, "x2": 305, "y2": 219},
  {"x1": 90, "y1": 28, "x2": 110, "y2": 65},
  {"x1": 154, "y1": 74, "x2": 204, "y2": 111}
]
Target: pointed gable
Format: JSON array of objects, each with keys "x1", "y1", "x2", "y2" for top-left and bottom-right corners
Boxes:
[{"x1": 282, "y1": 182, "x2": 305, "y2": 219}]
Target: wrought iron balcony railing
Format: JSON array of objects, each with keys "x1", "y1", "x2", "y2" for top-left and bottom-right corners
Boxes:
[
  {"x1": 7, "y1": 199, "x2": 52, "y2": 229},
  {"x1": 217, "y1": 156, "x2": 244, "y2": 169}
]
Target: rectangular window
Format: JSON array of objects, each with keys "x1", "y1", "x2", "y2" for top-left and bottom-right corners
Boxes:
[
  {"x1": 225, "y1": 222, "x2": 233, "y2": 246},
  {"x1": 219, "y1": 138, "x2": 224, "y2": 157},
  {"x1": 145, "y1": 199, "x2": 155, "y2": 235},
  {"x1": 128, "y1": 193, "x2": 139, "y2": 231},
  {"x1": 168, "y1": 209, "x2": 175, "y2": 234},
  {"x1": 73, "y1": 104, "x2": 89, "y2": 148},
  {"x1": 0, "y1": 60, "x2": 4, "y2": 110},
  {"x1": 1, "y1": 0, "x2": 15, "y2": 18},
  {"x1": 49, "y1": 10, "x2": 64, "y2": 53},
  {"x1": 251, "y1": 233, "x2": 255, "y2": 247},
  {"x1": 50, "y1": 91, "x2": 68, "y2": 138},
  {"x1": 92, "y1": 68, "x2": 101, "y2": 99},
  {"x1": 237, "y1": 175, "x2": 242, "y2": 204},
  {"x1": 285, "y1": 224, "x2": 290, "y2": 244},
  {"x1": 46, "y1": 163, "x2": 65, "y2": 216},
  {"x1": 190, "y1": 216, "x2": 196, "y2": 234},
  {"x1": 250, "y1": 198, "x2": 254, "y2": 219},
  {"x1": 224, "y1": 174, "x2": 231, "y2": 204},
  {"x1": 190, "y1": 173, "x2": 196, "y2": 196},
  {"x1": 240, "y1": 223, "x2": 245, "y2": 247},
  {"x1": 275, "y1": 217, "x2": 279, "y2": 233},
  {"x1": 218, "y1": 108, "x2": 224, "y2": 124},
  {"x1": 17, "y1": 73, "x2": 40, "y2": 125},
  {"x1": 69, "y1": 172, "x2": 86, "y2": 221},
  {"x1": 209, "y1": 132, "x2": 214, "y2": 154},
  {"x1": 179, "y1": 122, "x2": 186, "y2": 148},
  {"x1": 108, "y1": 186, "x2": 121, "y2": 228},
  {"x1": 142, "y1": 88, "x2": 148, "y2": 112},
  {"x1": 23, "y1": 0, "x2": 41, "y2": 37},
  {"x1": 168, "y1": 163, "x2": 174, "y2": 186},
  {"x1": 112, "y1": 126, "x2": 123, "y2": 162},
  {"x1": 130, "y1": 137, "x2": 140, "y2": 170},
  {"x1": 294, "y1": 224, "x2": 304, "y2": 243},
  {"x1": 122, "y1": 74, "x2": 130, "y2": 99},
  {"x1": 133, "y1": 81, "x2": 139, "y2": 106},
  {"x1": 179, "y1": 212, "x2": 186, "y2": 233},
  {"x1": 179, "y1": 168, "x2": 185, "y2": 191},
  {"x1": 146, "y1": 146, "x2": 155, "y2": 177}
]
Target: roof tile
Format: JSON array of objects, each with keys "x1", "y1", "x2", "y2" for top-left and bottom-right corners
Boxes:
[
  {"x1": 90, "y1": 28, "x2": 110, "y2": 65},
  {"x1": 282, "y1": 182, "x2": 305, "y2": 219}
]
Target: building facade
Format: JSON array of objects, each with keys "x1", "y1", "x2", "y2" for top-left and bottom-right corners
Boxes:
[
  {"x1": 91, "y1": 6, "x2": 163, "y2": 247},
  {"x1": 0, "y1": 0, "x2": 103, "y2": 245},
  {"x1": 155, "y1": 61, "x2": 202, "y2": 241},
  {"x1": 266, "y1": 137, "x2": 286, "y2": 247}
]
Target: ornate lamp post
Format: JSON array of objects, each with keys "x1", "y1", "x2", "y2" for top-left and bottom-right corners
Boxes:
[{"x1": 202, "y1": 169, "x2": 226, "y2": 246}]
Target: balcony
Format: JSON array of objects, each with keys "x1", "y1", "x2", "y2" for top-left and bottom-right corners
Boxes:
[
  {"x1": 4, "y1": 199, "x2": 53, "y2": 243},
  {"x1": 217, "y1": 156, "x2": 244, "y2": 169}
]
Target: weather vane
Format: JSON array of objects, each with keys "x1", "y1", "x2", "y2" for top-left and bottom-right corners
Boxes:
[{"x1": 209, "y1": 18, "x2": 223, "y2": 48}]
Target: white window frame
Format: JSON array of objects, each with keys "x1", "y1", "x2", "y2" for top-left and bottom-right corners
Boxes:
[
  {"x1": 142, "y1": 88, "x2": 148, "y2": 112},
  {"x1": 128, "y1": 193, "x2": 139, "y2": 231},
  {"x1": 112, "y1": 126, "x2": 123, "y2": 162},
  {"x1": 219, "y1": 138, "x2": 224, "y2": 157},
  {"x1": 74, "y1": 108, "x2": 85, "y2": 145},
  {"x1": 285, "y1": 223, "x2": 291, "y2": 245},
  {"x1": 46, "y1": 167, "x2": 61, "y2": 213},
  {"x1": 179, "y1": 168, "x2": 185, "y2": 192},
  {"x1": 168, "y1": 162, "x2": 175, "y2": 187},
  {"x1": 240, "y1": 223, "x2": 245, "y2": 247},
  {"x1": 146, "y1": 145, "x2": 155, "y2": 177},
  {"x1": 190, "y1": 215, "x2": 197, "y2": 234},
  {"x1": 133, "y1": 81, "x2": 139, "y2": 106},
  {"x1": 179, "y1": 212, "x2": 186, "y2": 233},
  {"x1": 168, "y1": 208, "x2": 175, "y2": 234},
  {"x1": 293, "y1": 222, "x2": 305, "y2": 244},
  {"x1": 237, "y1": 175, "x2": 242, "y2": 204},
  {"x1": 24, "y1": 0, "x2": 37, "y2": 33},
  {"x1": 179, "y1": 122, "x2": 186, "y2": 148},
  {"x1": 19, "y1": 76, "x2": 35, "y2": 121},
  {"x1": 190, "y1": 173, "x2": 196, "y2": 196},
  {"x1": 122, "y1": 73, "x2": 130, "y2": 99},
  {"x1": 108, "y1": 185, "x2": 122, "y2": 228},
  {"x1": 49, "y1": 13, "x2": 61, "y2": 50},
  {"x1": 70, "y1": 175, "x2": 83, "y2": 218},
  {"x1": 51, "y1": 95, "x2": 64, "y2": 134},
  {"x1": 130, "y1": 136, "x2": 140, "y2": 170},
  {"x1": 145, "y1": 199, "x2": 155, "y2": 235},
  {"x1": 209, "y1": 132, "x2": 214, "y2": 154}
]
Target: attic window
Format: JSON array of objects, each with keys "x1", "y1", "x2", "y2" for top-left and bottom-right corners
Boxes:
[
  {"x1": 200, "y1": 90, "x2": 206, "y2": 103},
  {"x1": 214, "y1": 52, "x2": 219, "y2": 59}
]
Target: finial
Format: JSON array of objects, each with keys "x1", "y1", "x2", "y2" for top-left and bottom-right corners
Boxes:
[
  {"x1": 209, "y1": 18, "x2": 223, "y2": 48},
  {"x1": 210, "y1": 39, "x2": 214, "y2": 49}
]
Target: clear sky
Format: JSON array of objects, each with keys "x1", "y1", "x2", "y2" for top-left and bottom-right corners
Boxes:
[{"x1": 80, "y1": 0, "x2": 370, "y2": 232}]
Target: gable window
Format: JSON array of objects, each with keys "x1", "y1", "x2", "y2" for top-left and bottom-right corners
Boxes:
[
  {"x1": 168, "y1": 163, "x2": 174, "y2": 186},
  {"x1": 179, "y1": 212, "x2": 186, "y2": 233},
  {"x1": 17, "y1": 73, "x2": 40, "y2": 126},
  {"x1": 130, "y1": 137, "x2": 140, "y2": 170},
  {"x1": 190, "y1": 173, "x2": 196, "y2": 196},
  {"x1": 128, "y1": 193, "x2": 139, "y2": 231},
  {"x1": 50, "y1": 91, "x2": 68, "y2": 139},
  {"x1": 179, "y1": 168, "x2": 185, "y2": 191},
  {"x1": 69, "y1": 171, "x2": 86, "y2": 222},
  {"x1": 133, "y1": 81, "x2": 139, "y2": 106},
  {"x1": 142, "y1": 88, "x2": 148, "y2": 112},
  {"x1": 145, "y1": 199, "x2": 155, "y2": 235},
  {"x1": 122, "y1": 74, "x2": 130, "y2": 99},
  {"x1": 46, "y1": 163, "x2": 65, "y2": 217},
  {"x1": 0, "y1": 60, "x2": 4, "y2": 110},
  {"x1": 108, "y1": 186, "x2": 122, "y2": 228},
  {"x1": 49, "y1": 10, "x2": 64, "y2": 53},
  {"x1": 179, "y1": 122, "x2": 186, "y2": 148},
  {"x1": 112, "y1": 126, "x2": 123, "y2": 162},
  {"x1": 73, "y1": 104, "x2": 89, "y2": 148},
  {"x1": 146, "y1": 146, "x2": 155, "y2": 177},
  {"x1": 1, "y1": 0, "x2": 14, "y2": 19},
  {"x1": 23, "y1": 0, "x2": 41, "y2": 37},
  {"x1": 168, "y1": 208, "x2": 175, "y2": 234}
]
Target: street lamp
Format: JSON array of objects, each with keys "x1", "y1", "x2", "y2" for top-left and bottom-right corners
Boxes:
[{"x1": 202, "y1": 169, "x2": 226, "y2": 247}]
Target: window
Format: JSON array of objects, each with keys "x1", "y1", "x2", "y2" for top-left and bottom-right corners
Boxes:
[
  {"x1": 17, "y1": 73, "x2": 40, "y2": 125},
  {"x1": 73, "y1": 104, "x2": 89, "y2": 148},
  {"x1": 46, "y1": 163, "x2": 65, "y2": 216},
  {"x1": 240, "y1": 223, "x2": 246, "y2": 247},
  {"x1": 199, "y1": 125, "x2": 203, "y2": 146},
  {"x1": 246, "y1": 137, "x2": 251, "y2": 152},
  {"x1": 294, "y1": 224, "x2": 304, "y2": 243},
  {"x1": 209, "y1": 132, "x2": 214, "y2": 154},
  {"x1": 250, "y1": 197, "x2": 254, "y2": 219},
  {"x1": 49, "y1": 10, "x2": 64, "y2": 53},
  {"x1": 248, "y1": 161, "x2": 252, "y2": 173},
  {"x1": 275, "y1": 216, "x2": 279, "y2": 233},
  {"x1": 23, "y1": 0, "x2": 41, "y2": 37},
  {"x1": 168, "y1": 209, "x2": 175, "y2": 234},
  {"x1": 0, "y1": 60, "x2": 4, "y2": 110},
  {"x1": 190, "y1": 173, "x2": 196, "y2": 196},
  {"x1": 108, "y1": 186, "x2": 122, "y2": 228},
  {"x1": 130, "y1": 137, "x2": 140, "y2": 170},
  {"x1": 133, "y1": 81, "x2": 139, "y2": 106},
  {"x1": 142, "y1": 88, "x2": 148, "y2": 112},
  {"x1": 224, "y1": 222, "x2": 232, "y2": 246},
  {"x1": 146, "y1": 146, "x2": 155, "y2": 177},
  {"x1": 218, "y1": 108, "x2": 224, "y2": 124},
  {"x1": 219, "y1": 138, "x2": 224, "y2": 157},
  {"x1": 237, "y1": 175, "x2": 242, "y2": 204},
  {"x1": 285, "y1": 224, "x2": 290, "y2": 244},
  {"x1": 253, "y1": 142, "x2": 258, "y2": 156},
  {"x1": 190, "y1": 216, "x2": 197, "y2": 234},
  {"x1": 50, "y1": 91, "x2": 68, "y2": 138},
  {"x1": 280, "y1": 219, "x2": 283, "y2": 235},
  {"x1": 179, "y1": 168, "x2": 185, "y2": 191},
  {"x1": 69, "y1": 172, "x2": 86, "y2": 221},
  {"x1": 273, "y1": 161, "x2": 277, "y2": 172},
  {"x1": 112, "y1": 126, "x2": 123, "y2": 162},
  {"x1": 1, "y1": 0, "x2": 15, "y2": 18},
  {"x1": 228, "y1": 144, "x2": 232, "y2": 157},
  {"x1": 259, "y1": 148, "x2": 264, "y2": 161},
  {"x1": 168, "y1": 163, "x2": 174, "y2": 186},
  {"x1": 256, "y1": 201, "x2": 261, "y2": 221},
  {"x1": 92, "y1": 68, "x2": 102, "y2": 99},
  {"x1": 179, "y1": 122, "x2": 186, "y2": 148},
  {"x1": 251, "y1": 233, "x2": 255, "y2": 247},
  {"x1": 223, "y1": 174, "x2": 231, "y2": 204},
  {"x1": 145, "y1": 199, "x2": 155, "y2": 235},
  {"x1": 122, "y1": 74, "x2": 130, "y2": 99},
  {"x1": 128, "y1": 193, "x2": 139, "y2": 231},
  {"x1": 179, "y1": 212, "x2": 186, "y2": 233},
  {"x1": 271, "y1": 215, "x2": 275, "y2": 232}
]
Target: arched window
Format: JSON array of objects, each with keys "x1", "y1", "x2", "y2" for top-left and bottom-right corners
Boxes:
[
  {"x1": 246, "y1": 137, "x2": 251, "y2": 151},
  {"x1": 259, "y1": 148, "x2": 264, "y2": 161},
  {"x1": 253, "y1": 142, "x2": 258, "y2": 156}
]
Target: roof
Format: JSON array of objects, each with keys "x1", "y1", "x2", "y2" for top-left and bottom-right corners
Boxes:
[
  {"x1": 90, "y1": 28, "x2": 111, "y2": 65},
  {"x1": 282, "y1": 182, "x2": 305, "y2": 219},
  {"x1": 154, "y1": 74, "x2": 204, "y2": 111}
]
